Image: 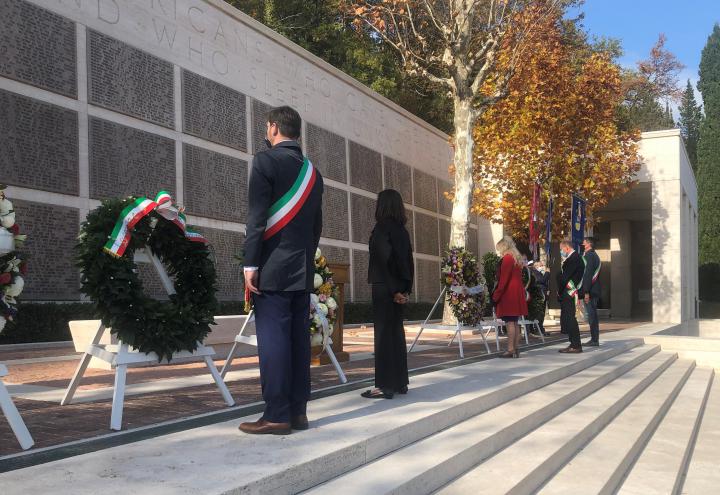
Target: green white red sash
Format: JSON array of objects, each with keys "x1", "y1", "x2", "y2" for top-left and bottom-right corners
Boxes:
[
  {"x1": 582, "y1": 254, "x2": 602, "y2": 284},
  {"x1": 103, "y1": 191, "x2": 207, "y2": 258},
  {"x1": 263, "y1": 157, "x2": 317, "y2": 240},
  {"x1": 566, "y1": 280, "x2": 579, "y2": 304}
]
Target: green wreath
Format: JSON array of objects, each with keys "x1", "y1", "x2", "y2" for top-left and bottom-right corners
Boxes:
[{"x1": 77, "y1": 198, "x2": 218, "y2": 361}]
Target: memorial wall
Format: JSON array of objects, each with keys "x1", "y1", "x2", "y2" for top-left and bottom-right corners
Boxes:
[{"x1": 0, "y1": 0, "x2": 492, "y2": 303}]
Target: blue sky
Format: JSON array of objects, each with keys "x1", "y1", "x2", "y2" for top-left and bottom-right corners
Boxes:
[{"x1": 568, "y1": 0, "x2": 719, "y2": 106}]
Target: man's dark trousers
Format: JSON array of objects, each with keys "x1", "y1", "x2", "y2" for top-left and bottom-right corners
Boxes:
[
  {"x1": 560, "y1": 296, "x2": 581, "y2": 348},
  {"x1": 253, "y1": 290, "x2": 311, "y2": 423},
  {"x1": 585, "y1": 297, "x2": 600, "y2": 342}
]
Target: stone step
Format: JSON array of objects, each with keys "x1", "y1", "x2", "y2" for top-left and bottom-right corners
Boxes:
[
  {"x1": 436, "y1": 352, "x2": 678, "y2": 495},
  {"x1": 617, "y1": 367, "x2": 714, "y2": 495},
  {"x1": 303, "y1": 345, "x2": 661, "y2": 495},
  {"x1": 681, "y1": 374, "x2": 720, "y2": 494},
  {"x1": 538, "y1": 359, "x2": 695, "y2": 495},
  {"x1": 0, "y1": 340, "x2": 643, "y2": 495}
]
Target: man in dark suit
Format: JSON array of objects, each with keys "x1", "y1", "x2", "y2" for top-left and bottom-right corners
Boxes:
[
  {"x1": 239, "y1": 106, "x2": 324, "y2": 435},
  {"x1": 580, "y1": 236, "x2": 602, "y2": 346},
  {"x1": 557, "y1": 240, "x2": 584, "y2": 353}
]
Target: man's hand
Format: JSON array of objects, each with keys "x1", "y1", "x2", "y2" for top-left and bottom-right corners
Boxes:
[
  {"x1": 244, "y1": 270, "x2": 261, "y2": 295},
  {"x1": 393, "y1": 292, "x2": 409, "y2": 304},
  {"x1": 584, "y1": 294, "x2": 590, "y2": 304}
]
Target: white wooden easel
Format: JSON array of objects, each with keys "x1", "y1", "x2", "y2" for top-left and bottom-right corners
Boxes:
[
  {"x1": 408, "y1": 287, "x2": 491, "y2": 358},
  {"x1": 0, "y1": 363, "x2": 34, "y2": 450},
  {"x1": 220, "y1": 309, "x2": 348, "y2": 384},
  {"x1": 61, "y1": 250, "x2": 235, "y2": 431}
]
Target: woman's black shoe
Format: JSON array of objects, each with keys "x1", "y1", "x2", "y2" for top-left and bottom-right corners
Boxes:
[
  {"x1": 361, "y1": 389, "x2": 394, "y2": 399},
  {"x1": 499, "y1": 350, "x2": 520, "y2": 358},
  {"x1": 398, "y1": 386, "x2": 408, "y2": 394}
]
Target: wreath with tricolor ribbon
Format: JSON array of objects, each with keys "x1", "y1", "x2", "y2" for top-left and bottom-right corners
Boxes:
[{"x1": 77, "y1": 193, "x2": 217, "y2": 360}]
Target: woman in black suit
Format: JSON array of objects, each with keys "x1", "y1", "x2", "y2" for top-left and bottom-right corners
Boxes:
[{"x1": 362, "y1": 189, "x2": 414, "y2": 399}]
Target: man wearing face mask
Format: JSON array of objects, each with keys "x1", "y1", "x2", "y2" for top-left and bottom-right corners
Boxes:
[
  {"x1": 557, "y1": 240, "x2": 585, "y2": 353},
  {"x1": 240, "y1": 106, "x2": 324, "y2": 435},
  {"x1": 529, "y1": 260, "x2": 549, "y2": 335}
]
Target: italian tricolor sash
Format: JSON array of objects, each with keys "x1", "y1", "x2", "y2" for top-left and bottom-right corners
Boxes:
[
  {"x1": 103, "y1": 191, "x2": 207, "y2": 258},
  {"x1": 263, "y1": 157, "x2": 317, "y2": 240},
  {"x1": 582, "y1": 254, "x2": 602, "y2": 284},
  {"x1": 566, "y1": 280, "x2": 579, "y2": 304}
]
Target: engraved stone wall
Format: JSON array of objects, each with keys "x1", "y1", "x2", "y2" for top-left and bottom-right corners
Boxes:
[
  {"x1": 136, "y1": 262, "x2": 168, "y2": 301},
  {"x1": 413, "y1": 169, "x2": 438, "y2": 212},
  {"x1": 438, "y1": 179, "x2": 453, "y2": 216},
  {"x1": 405, "y1": 210, "x2": 415, "y2": 251},
  {"x1": 468, "y1": 226, "x2": 479, "y2": 257},
  {"x1": 439, "y1": 218, "x2": 451, "y2": 255},
  {"x1": 352, "y1": 250, "x2": 371, "y2": 302},
  {"x1": 12, "y1": 199, "x2": 79, "y2": 300},
  {"x1": 351, "y1": 194, "x2": 376, "y2": 244},
  {"x1": 383, "y1": 157, "x2": 412, "y2": 203},
  {"x1": 182, "y1": 70, "x2": 247, "y2": 151},
  {"x1": 319, "y1": 245, "x2": 350, "y2": 264},
  {"x1": 183, "y1": 144, "x2": 248, "y2": 223},
  {"x1": 416, "y1": 259, "x2": 441, "y2": 303},
  {"x1": 414, "y1": 212, "x2": 439, "y2": 256},
  {"x1": 306, "y1": 123, "x2": 347, "y2": 184},
  {"x1": 251, "y1": 99, "x2": 272, "y2": 154},
  {"x1": 89, "y1": 117, "x2": 175, "y2": 199},
  {"x1": 88, "y1": 30, "x2": 174, "y2": 128},
  {"x1": 195, "y1": 227, "x2": 244, "y2": 301},
  {"x1": 321, "y1": 186, "x2": 349, "y2": 240},
  {"x1": 0, "y1": 89, "x2": 78, "y2": 195},
  {"x1": 0, "y1": 0, "x2": 77, "y2": 97},
  {"x1": 349, "y1": 141, "x2": 382, "y2": 193}
]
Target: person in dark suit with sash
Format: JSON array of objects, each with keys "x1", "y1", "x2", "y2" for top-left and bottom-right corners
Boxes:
[
  {"x1": 580, "y1": 236, "x2": 602, "y2": 346},
  {"x1": 557, "y1": 240, "x2": 584, "y2": 353},
  {"x1": 239, "y1": 106, "x2": 324, "y2": 435}
]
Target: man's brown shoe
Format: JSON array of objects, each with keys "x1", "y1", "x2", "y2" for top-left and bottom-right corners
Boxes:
[
  {"x1": 238, "y1": 419, "x2": 291, "y2": 435},
  {"x1": 291, "y1": 415, "x2": 309, "y2": 431},
  {"x1": 559, "y1": 346, "x2": 583, "y2": 354}
]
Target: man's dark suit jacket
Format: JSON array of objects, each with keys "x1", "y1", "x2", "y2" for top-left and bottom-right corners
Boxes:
[
  {"x1": 581, "y1": 249, "x2": 602, "y2": 299},
  {"x1": 557, "y1": 251, "x2": 584, "y2": 302},
  {"x1": 243, "y1": 140, "x2": 324, "y2": 292}
]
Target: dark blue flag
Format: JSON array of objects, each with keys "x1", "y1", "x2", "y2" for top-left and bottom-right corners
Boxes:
[{"x1": 571, "y1": 194, "x2": 586, "y2": 251}]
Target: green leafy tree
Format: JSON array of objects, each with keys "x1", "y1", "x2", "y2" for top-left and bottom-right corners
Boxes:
[
  {"x1": 698, "y1": 24, "x2": 720, "y2": 264},
  {"x1": 678, "y1": 80, "x2": 704, "y2": 172}
]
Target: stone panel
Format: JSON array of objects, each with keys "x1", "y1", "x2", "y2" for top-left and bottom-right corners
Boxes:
[
  {"x1": 439, "y1": 218, "x2": 451, "y2": 255},
  {"x1": 413, "y1": 169, "x2": 438, "y2": 212},
  {"x1": 383, "y1": 157, "x2": 412, "y2": 203},
  {"x1": 88, "y1": 30, "x2": 174, "y2": 128},
  {"x1": 351, "y1": 194, "x2": 376, "y2": 244},
  {"x1": 182, "y1": 70, "x2": 247, "y2": 151},
  {"x1": 416, "y1": 259, "x2": 441, "y2": 303},
  {"x1": 183, "y1": 144, "x2": 248, "y2": 223},
  {"x1": 321, "y1": 186, "x2": 349, "y2": 241},
  {"x1": 194, "y1": 227, "x2": 244, "y2": 301},
  {"x1": 349, "y1": 141, "x2": 382, "y2": 193},
  {"x1": 89, "y1": 117, "x2": 175, "y2": 199},
  {"x1": 414, "y1": 212, "x2": 439, "y2": 256},
  {"x1": 0, "y1": 0, "x2": 77, "y2": 97},
  {"x1": 251, "y1": 99, "x2": 272, "y2": 154},
  {"x1": 352, "y1": 250, "x2": 371, "y2": 303},
  {"x1": 319, "y1": 245, "x2": 350, "y2": 264},
  {"x1": 405, "y1": 210, "x2": 414, "y2": 251},
  {"x1": 306, "y1": 123, "x2": 347, "y2": 183},
  {"x1": 0, "y1": 89, "x2": 78, "y2": 195},
  {"x1": 12, "y1": 199, "x2": 79, "y2": 300},
  {"x1": 468, "y1": 226, "x2": 479, "y2": 256},
  {"x1": 136, "y1": 261, "x2": 168, "y2": 301},
  {"x1": 438, "y1": 179, "x2": 453, "y2": 216}
]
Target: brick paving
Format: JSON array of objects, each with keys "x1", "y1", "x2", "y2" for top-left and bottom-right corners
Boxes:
[{"x1": 0, "y1": 321, "x2": 638, "y2": 457}]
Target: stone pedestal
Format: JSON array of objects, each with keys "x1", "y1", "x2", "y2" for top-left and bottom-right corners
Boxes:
[{"x1": 311, "y1": 262, "x2": 350, "y2": 365}]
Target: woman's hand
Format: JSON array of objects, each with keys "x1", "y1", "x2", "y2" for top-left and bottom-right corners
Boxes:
[{"x1": 393, "y1": 292, "x2": 409, "y2": 304}]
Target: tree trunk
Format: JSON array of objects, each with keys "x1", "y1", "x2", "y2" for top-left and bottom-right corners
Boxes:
[{"x1": 443, "y1": 96, "x2": 477, "y2": 325}]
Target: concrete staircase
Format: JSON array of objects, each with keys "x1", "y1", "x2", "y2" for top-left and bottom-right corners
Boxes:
[{"x1": 2, "y1": 339, "x2": 717, "y2": 495}]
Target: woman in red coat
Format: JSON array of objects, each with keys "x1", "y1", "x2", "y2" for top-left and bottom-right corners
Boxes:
[{"x1": 492, "y1": 236, "x2": 528, "y2": 358}]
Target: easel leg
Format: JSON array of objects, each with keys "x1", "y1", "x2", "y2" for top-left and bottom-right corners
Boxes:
[
  {"x1": 61, "y1": 322, "x2": 106, "y2": 406},
  {"x1": 324, "y1": 345, "x2": 348, "y2": 384},
  {"x1": 408, "y1": 288, "x2": 445, "y2": 353},
  {"x1": 205, "y1": 356, "x2": 235, "y2": 406},
  {"x1": 219, "y1": 341, "x2": 239, "y2": 379},
  {"x1": 478, "y1": 327, "x2": 490, "y2": 354},
  {"x1": 110, "y1": 362, "x2": 127, "y2": 431},
  {"x1": 457, "y1": 324, "x2": 464, "y2": 359},
  {"x1": 0, "y1": 380, "x2": 34, "y2": 450},
  {"x1": 523, "y1": 322, "x2": 529, "y2": 345}
]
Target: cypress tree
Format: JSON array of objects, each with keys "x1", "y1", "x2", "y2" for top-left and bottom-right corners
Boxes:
[
  {"x1": 698, "y1": 24, "x2": 720, "y2": 264},
  {"x1": 678, "y1": 79, "x2": 704, "y2": 171}
]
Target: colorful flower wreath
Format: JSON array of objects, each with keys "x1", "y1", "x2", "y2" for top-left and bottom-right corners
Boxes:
[
  {"x1": 0, "y1": 186, "x2": 28, "y2": 334},
  {"x1": 309, "y1": 248, "x2": 340, "y2": 345},
  {"x1": 441, "y1": 246, "x2": 486, "y2": 326}
]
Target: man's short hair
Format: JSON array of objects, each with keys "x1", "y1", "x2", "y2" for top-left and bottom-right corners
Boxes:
[
  {"x1": 584, "y1": 236, "x2": 596, "y2": 248},
  {"x1": 559, "y1": 239, "x2": 573, "y2": 249},
  {"x1": 267, "y1": 106, "x2": 301, "y2": 139}
]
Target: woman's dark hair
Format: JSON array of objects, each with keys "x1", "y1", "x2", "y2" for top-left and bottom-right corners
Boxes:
[
  {"x1": 375, "y1": 189, "x2": 407, "y2": 225},
  {"x1": 266, "y1": 106, "x2": 301, "y2": 139}
]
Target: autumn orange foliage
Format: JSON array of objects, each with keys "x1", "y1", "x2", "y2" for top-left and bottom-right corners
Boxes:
[{"x1": 470, "y1": 12, "x2": 642, "y2": 240}]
